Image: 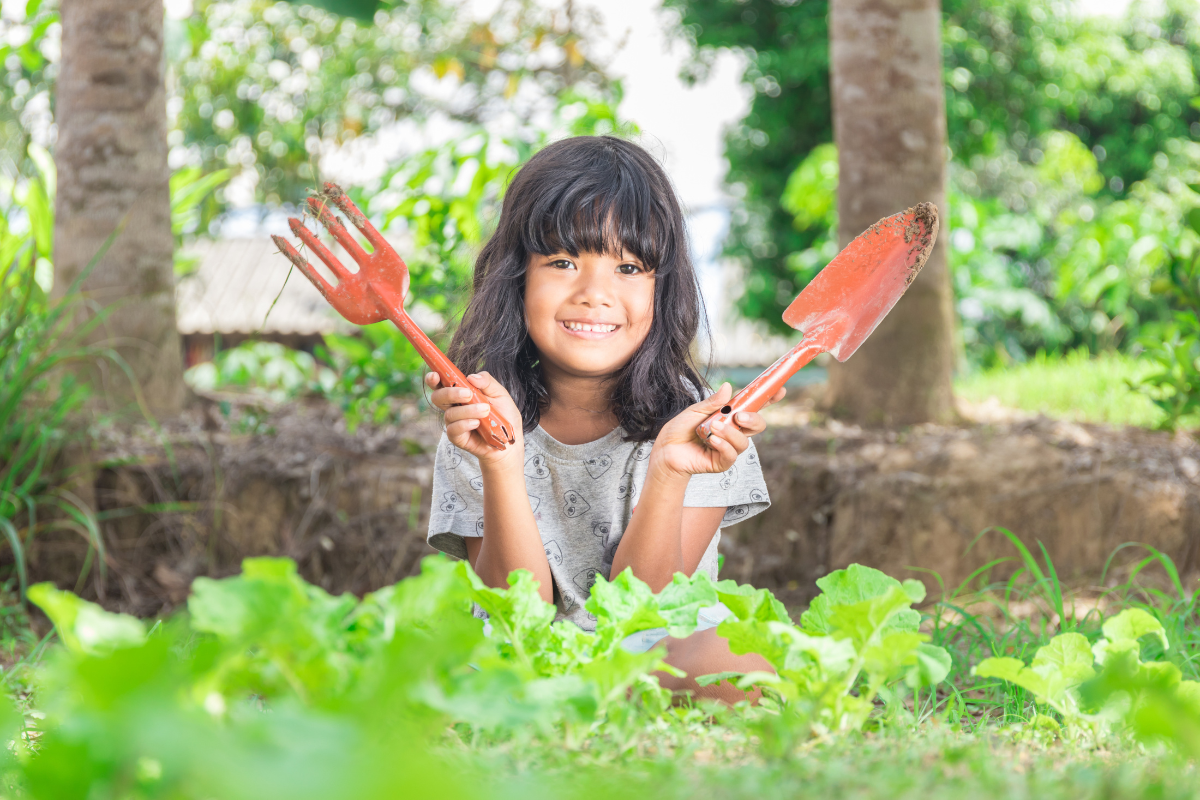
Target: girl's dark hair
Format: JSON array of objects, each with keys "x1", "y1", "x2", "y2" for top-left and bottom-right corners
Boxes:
[{"x1": 448, "y1": 135, "x2": 710, "y2": 442}]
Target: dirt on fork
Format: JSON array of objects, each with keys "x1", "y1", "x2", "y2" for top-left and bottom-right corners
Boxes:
[{"x1": 20, "y1": 393, "x2": 1200, "y2": 617}]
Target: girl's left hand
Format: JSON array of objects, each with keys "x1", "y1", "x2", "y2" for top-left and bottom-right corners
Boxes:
[{"x1": 649, "y1": 383, "x2": 785, "y2": 477}]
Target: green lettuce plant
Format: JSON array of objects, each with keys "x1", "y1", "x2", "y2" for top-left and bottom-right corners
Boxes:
[
  {"x1": 974, "y1": 608, "x2": 1200, "y2": 751},
  {"x1": 704, "y1": 564, "x2": 951, "y2": 742}
]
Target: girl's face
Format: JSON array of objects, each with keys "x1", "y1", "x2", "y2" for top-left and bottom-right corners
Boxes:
[{"x1": 524, "y1": 248, "x2": 655, "y2": 381}]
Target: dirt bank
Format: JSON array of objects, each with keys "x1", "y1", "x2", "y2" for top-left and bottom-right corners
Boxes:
[{"x1": 26, "y1": 395, "x2": 1200, "y2": 616}]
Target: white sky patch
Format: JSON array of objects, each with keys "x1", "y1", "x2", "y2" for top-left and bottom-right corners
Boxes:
[{"x1": 573, "y1": 0, "x2": 751, "y2": 211}]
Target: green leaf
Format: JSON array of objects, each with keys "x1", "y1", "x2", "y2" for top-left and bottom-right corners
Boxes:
[
  {"x1": 695, "y1": 670, "x2": 744, "y2": 687},
  {"x1": 1176, "y1": 680, "x2": 1200, "y2": 715},
  {"x1": 975, "y1": 633, "x2": 1096, "y2": 717},
  {"x1": 189, "y1": 557, "x2": 313, "y2": 639},
  {"x1": 901, "y1": 579, "x2": 927, "y2": 603},
  {"x1": 28, "y1": 582, "x2": 146, "y2": 656},
  {"x1": 800, "y1": 564, "x2": 920, "y2": 635},
  {"x1": 586, "y1": 569, "x2": 667, "y2": 648},
  {"x1": 907, "y1": 642, "x2": 952, "y2": 688},
  {"x1": 655, "y1": 571, "x2": 719, "y2": 638},
  {"x1": 717, "y1": 618, "x2": 790, "y2": 667},
  {"x1": 1185, "y1": 207, "x2": 1200, "y2": 236},
  {"x1": 715, "y1": 580, "x2": 791, "y2": 624},
  {"x1": 825, "y1": 586, "x2": 919, "y2": 651},
  {"x1": 975, "y1": 656, "x2": 1052, "y2": 699},
  {"x1": 1032, "y1": 632, "x2": 1096, "y2": 684},
  {"x1": 781, "y1": 143, "x2": 839, "y2": 229},
  {"x1": 1101, "y1": 608, "x2": 1168, "y2": 650},
  {"x1": 279, "y1": 0, "x2": 380, "y2": 20},
  {"x1": 861, "y1": 630, "x2": 925, "y2": 685},
  {"x1": 459, "y1": 562, "x2": 556, "y2": 646}
]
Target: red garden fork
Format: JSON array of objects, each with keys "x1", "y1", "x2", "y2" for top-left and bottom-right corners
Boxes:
[{"x1": 271, "y1": 183, "x2": 515, "y2": 450}]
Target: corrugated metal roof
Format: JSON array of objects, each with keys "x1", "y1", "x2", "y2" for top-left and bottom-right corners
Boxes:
[{"x1": 176, "y1": 238, "x2": 353, "y2": 336}]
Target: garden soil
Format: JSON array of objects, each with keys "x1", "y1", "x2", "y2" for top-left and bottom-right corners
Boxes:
[{"x1": 27, "y1": 392, "x2": 1200, "y2": 617}]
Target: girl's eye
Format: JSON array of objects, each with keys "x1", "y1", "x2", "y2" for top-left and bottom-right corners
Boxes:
[
  {"x1": 551, "y1": 259, "x2": 575, "y2": 270},
  {"x1": 617, "y1": 263, "x2": 643, "y2": 275}
]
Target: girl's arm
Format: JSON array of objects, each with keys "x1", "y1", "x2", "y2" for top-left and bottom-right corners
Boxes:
[
  {"x1": 610, "y1": 383, "x2": 778, "y2": 592},
  {"x1": 427, "y1": 371, "x2": 553, "y2": 604},
  {"x1": 464, "y1": 453, "x2": 552, "y2": 603}
]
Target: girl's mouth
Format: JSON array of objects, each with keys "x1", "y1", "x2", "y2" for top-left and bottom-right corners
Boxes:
[{"x1": 559, "y1": 320, "x2": 620, "y2": 339}]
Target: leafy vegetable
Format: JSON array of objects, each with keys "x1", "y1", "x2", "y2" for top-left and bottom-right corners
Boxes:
[
  {"x1": 975, "y1": 608, "x2": 1200, "y2": 749},
  {"x1": 716, "y1": 564, "x2": 950, "y2": 734}
]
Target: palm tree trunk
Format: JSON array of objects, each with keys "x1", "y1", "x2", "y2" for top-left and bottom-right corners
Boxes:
[
  {"x1": 825, "y1": 0, "x2": 955, "y2": 425},
  {"x1": 53, "y1": 0, "x2": 182, "y2": 416}
]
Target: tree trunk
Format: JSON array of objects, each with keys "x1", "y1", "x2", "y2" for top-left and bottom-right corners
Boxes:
[
  {"x1": 824, "y1": 0, "x2": 955, "y2": 426},
  {"x1": 53, "y1": 0, "x2": 182, "y2": 416}
]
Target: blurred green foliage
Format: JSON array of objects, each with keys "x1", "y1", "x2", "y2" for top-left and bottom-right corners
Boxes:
[
  {"x1": 2, "y1": 0, "x2": 615, "y2": 212},
  {"x1": 0, "y1": 142, "x2": 240, "y2": 599},
  {"x1": 12, "y1": 555, "x2": 952, "y2": 793},
  {"x1": 11, "y1": 547, "x2": 1200, "y2": 793},
  {"x1": 0, "y1": 0, "x2": 56, "y2": 181},
  {"x1": 318, "y1": 323, "x2": 426, "y2": 429},
  {"x1": 955, "y1": 348, "x2": 1167, "y2": 427},
  {"x1": 1131, "y1": 225, "x2": 1200, "y2": 428},
  {"x1": 666, "y1": 0, "x2": 1200, "y2": 367},
  {"x1": 0, "y1": 147, "x2": 107, "y2": 602},
  {"x1": 184, "y1": 341, "x2": 335, "y2": 401},
  {"x1": 167, "y1": 0, "x2": 614, "y2": 207}
]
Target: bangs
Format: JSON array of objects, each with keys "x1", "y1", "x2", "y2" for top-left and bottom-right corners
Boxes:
[{"x1": 517, "y1": 155, "x2": 678, "y2": 273}]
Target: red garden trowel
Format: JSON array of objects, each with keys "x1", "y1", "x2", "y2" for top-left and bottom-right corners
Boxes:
[
  {"x1": 271, "y1": 183, "x2": 516, "y2": 450},
  {"x1": 696, "y1": 203, "x2": 940, "y2": 443}
]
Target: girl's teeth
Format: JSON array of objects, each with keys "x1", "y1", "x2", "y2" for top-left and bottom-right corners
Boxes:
[{"x1": 566, "y1": 322, "x2": 615, "y2": 332}]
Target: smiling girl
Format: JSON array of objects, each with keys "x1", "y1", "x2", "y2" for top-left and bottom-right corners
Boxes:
[{"x1": 424, "y1": 136, "x2": 782, "y2": 703}]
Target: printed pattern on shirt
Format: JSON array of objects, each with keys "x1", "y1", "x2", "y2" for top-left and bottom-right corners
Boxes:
[
  {"x1": 562, "y1": 490, "x2": 590, "y2": 518},
  {"x1": 525, "y1": 454, "x2": 550, "y2": 479},
  {"x1": 585, "y1": 454, "x2": 613, "y2": 479},
  {"x1": 440, "y1": 492, "x2": 467, "y2": 513}
]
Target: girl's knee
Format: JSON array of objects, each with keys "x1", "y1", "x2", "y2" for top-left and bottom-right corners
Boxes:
[{"x1": 658, "y1": 628, "x2": 772, "y2": 705}]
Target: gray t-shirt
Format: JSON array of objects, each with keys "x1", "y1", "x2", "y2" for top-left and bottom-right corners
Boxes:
[{"x1": 426, "y1": 425, "x2": 770, "y2": 632}]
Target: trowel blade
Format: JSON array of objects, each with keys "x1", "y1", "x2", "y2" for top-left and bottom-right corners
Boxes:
[{"x1": 781, "y1": 203, "x2": 939, "y2": 362}]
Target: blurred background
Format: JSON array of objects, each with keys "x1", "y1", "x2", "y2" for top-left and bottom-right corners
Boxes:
[
  {"x1": 6, "y1": 0, "x2": 1200, "y2": 612},
  {"x1": 5, "y1": 0, "x2": 1200, "y2": 427}
]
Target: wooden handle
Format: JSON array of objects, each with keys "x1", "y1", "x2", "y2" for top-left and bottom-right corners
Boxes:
[
  {"x1": 388, "y1": 310, "x2": 516, "y2": 450},
  {"x1": 695, "y1": 338, "x2": 823, "y2": 444}
]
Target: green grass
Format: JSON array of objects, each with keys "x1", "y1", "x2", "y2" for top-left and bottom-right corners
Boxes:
[
  {"x1": 954, "y1": 349, "x2": 1180, "y2": 428},
  {"x1": 487, "y1": 728, "x2": 1200, "y2": 800}
]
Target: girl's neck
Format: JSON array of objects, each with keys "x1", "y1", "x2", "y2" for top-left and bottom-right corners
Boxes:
[{"x1": 537, "y1": 366, "x2": 620, "y2": 446}]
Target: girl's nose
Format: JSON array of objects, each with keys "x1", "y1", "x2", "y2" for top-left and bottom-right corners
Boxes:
[{"x1": 572, "y1": 267, "x2": 616, "y2": 307}]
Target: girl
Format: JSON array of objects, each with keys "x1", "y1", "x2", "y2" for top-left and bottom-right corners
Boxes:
[{"x1": 424, "y1": 136, "x2": 783, "y2": 703}]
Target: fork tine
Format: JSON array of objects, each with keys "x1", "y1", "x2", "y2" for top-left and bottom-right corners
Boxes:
[
  {"x1": 323, "y1": 182, "x2": 390, "y2": 252},
  {"x1": 289, "y1": 218, "x2": 356, "y2": 284},
  {"x1": 273, "y1": 234, "x2": 337, "y2": 302},
  {"x1": 306, "y1": 196, "x2": 371, "y2": 265}
]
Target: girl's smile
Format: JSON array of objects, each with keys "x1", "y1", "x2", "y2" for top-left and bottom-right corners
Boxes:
[
  {"x1": 559, "y1": 319, "x2": 619, "y2": 338},
  {"x1": 526, "y1": 249, "x2": 655, "y2": 379}
]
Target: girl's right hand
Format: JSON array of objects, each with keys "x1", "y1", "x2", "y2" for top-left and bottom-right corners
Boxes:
[{"x1": 426, "y1": 370, "x2": 523, "y2": 466}]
